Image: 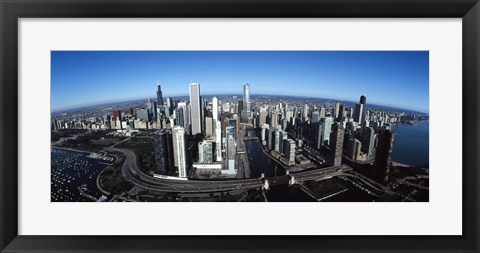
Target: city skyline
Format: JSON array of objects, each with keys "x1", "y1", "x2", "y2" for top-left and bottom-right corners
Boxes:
[{"x1": 51, "y1": 51, "x2": 429, "y2": 113}]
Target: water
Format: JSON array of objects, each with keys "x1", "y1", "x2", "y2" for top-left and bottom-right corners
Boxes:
[
  {"x1": 245, "y1": 130, "x2": 378, "y2": 202},
  {"x1": 390, "y1": 120, "x2": 429, "y2": 167},
  {"x1": 246, "y1": 140, "x2": 285, "y2": 177},
  {"x1": 51, "y1": 147, "x2": 113, "y2": 202}
]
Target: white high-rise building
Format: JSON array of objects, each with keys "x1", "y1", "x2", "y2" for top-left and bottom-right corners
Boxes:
[
  {"x1": 212, "y1": 97, "x2": 219, "y2": 121},
  {"x1": 189, "y1": 83, "x2": 202, "y2": 135},
  {"x1": 303, "y1": 104, "x2": 309, "y2": 120},
  {"x1": 172, "y1": 126, "x2": 188, "y2": 178}
]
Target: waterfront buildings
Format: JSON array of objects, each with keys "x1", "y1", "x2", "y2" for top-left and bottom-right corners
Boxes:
[{"x1": 374, "y1": 129, "x2": 395, "y2": 182}]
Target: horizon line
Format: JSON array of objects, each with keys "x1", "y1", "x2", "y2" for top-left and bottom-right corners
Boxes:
[{"x1": 52, "y1": 93, "x2": 429, "y2": 115}]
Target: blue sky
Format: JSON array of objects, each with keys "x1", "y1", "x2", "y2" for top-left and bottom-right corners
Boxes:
[{"x1": 51, "y1": 51, "x2": 429, "y2": 113}]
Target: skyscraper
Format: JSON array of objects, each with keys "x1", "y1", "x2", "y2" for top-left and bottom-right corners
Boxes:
[
  {"x1": 319, "y1": 117, "x2": 333, "y2": 146},
  {"x1": 172, "y1": 126, "x2": 188, "y2": 178},
  {"x1": 274, "y1": 129, "x2": 287, "y2": 153},
  {"x1": 177, "y1": 102, "x2": 189, "y2": 132},
  {"x1": 189, "y1": 83, "x2": 202, "y2": 135},
  {"x1": 215, "y1": 120, "x2": 222, "y2": 162},
  {"x1": 359, "y1": 95, "x2": 367, "y2": 123},
  {"x1": 205, "y1": 117, "x2": 213, "y2": 137},
  {"x1": 241, "y1": 83, "x2": 252, "y2": 123},
  {"x1": 311, "y1": 111, "x2": 320, "y2": 123},
  {"x1": 374, "y1": 129, "x2": 395, "y2": 182},
  {"x1": 156, "y1": 82, "x2": 163, "y2": 109},
  {"x1": 353, "y1": 103, "x2": 363, "y2": 123},
  {"x1": 283, "y1": 139, "x2": 296, "y2": 165},
  {"x1": 198, "y1": 140, "x2": 214, "y2": 164},
  {"x1": 226, "y1": 126, "x2": 235, "y2": 140},
  {"x1": 212, "y1": 97, "x2": 219, "y2": 121},
  {"x1": 227, "y1": 136, "x2": 236, "y2": 173},
  {"x1": 338, "y1": 104, "x2": 346, "y2": 121},
  {"x1": 303, "y1": 104, "x2": 309, "y2": 120},
  {"x1": 347, "y1": 138, "x2": 362, "y2": 160},
  {"x1": 334, "y1": 102, "x2": 340, "y2": 120},
  {"x1": 271, "y1": 110, "x2": 279, "y2": 128},
  {"x1": 166, "y1": 97, "x2": 173, "y2": 116},
  {"x1": 112, "y1": 110, "x2": 121, "y2": 121},
  {"x1": 361, "y1": 126, "x2": 376, "y2": 156},
  {"x1": 329, "y1": 123, "x2": 344, "y2": 166},
  {"x1": 175, "y1": 107, "x2": 184, "y2": 127},
  {"x1": 154, "y1": 129, "x2": 173, "y2": 174}
]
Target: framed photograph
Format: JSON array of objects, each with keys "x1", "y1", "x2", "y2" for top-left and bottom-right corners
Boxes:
[{"x1": 1, "y1": 0, "x2": 479, "y2": 252}]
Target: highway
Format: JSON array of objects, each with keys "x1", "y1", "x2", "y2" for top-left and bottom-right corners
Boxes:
[
  {"x1": 106, "y1": 139, "x2": 264, "y2": 193},
  {"x1": 106, "y1": 137, "x2": 385, "y2": 197}
]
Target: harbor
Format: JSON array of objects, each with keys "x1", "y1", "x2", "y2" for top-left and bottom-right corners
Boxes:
[{"x1": 51, "y1": 147, "x2": 114, "y2": 202}]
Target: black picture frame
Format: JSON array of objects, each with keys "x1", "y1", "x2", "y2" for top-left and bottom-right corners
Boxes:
[{"x1": 1, "y1": 0, "x2": 479, "y2": 252}]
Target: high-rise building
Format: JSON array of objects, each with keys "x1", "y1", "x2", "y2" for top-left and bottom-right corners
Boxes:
[
  {"x1": 362, "y1": 127, "x2": 376, "y2": 156},
  {"x1": 319, "y1": 107, "x2": 326, "y2": 118},
  {"x1": 353, "y1": 103, "x2": 363, "y2": 123},
  {"x1": 166, "y1": 97, "x2": 173, "y2": 116},
  {"x1": 359, "y1": 95, "x2": 366, "y2": 105},
  {"x1": 339, "y1": 104, "x2": 346, "y2": 121},
  {"x1": 189, "y1": 83, "x2": 202, "y2": 135},
  {"x1": 374, "y1": 129, "x2": 395, "y2": 182},
  {"x1": 175, "y1": 107, "x2": 184, "y2": 127},
  {"x1": 271, "y1": 110, "x2": 279, "y2": 128},
  {"x1": 226, "y1": 126, "x2": 235, "y2": 140},
  {"x1": 274, "y1": 129, "x2": 287, "y2": 153},
  {"x1": 177, "y1": 102, "x2": 188, "y2": 131},
  {"x1": 241, "y1": 83, "x2": 252, "y2": 123},
  {"x1": 334, "y1": 102, "x2": 340, "y2": 120},
  {"x1": 282, "y1": 139, "x2": 296, "y2": 164},
  {"x1": 320, "y1": 117, "x2": 334, "y2": 146},
  {"x1": 268, "y1": 127, "x2": 276, "y2": 150},
  {"x1": 311, "y1": 111, "x2": 320, "y2": 123},
  {"x1": 226, "y1": 136, "x2": 236, "y2": 172},
  {"x1": 359, "y1": 95, "x2": 367, "y2": 127},
  {"x1": 303, "y1": 104, "x2": 309, "y2": 120},
  {"x1": 212, "y1": 97, "x2": 219, "y2": 121},
  {"x1": 154, "y1": 129, "x2": 173, "y2": 174},
  {"x1": 198, "y1": 140, "x2": 214, "y2": 164},
  {"x1": 215, "y1": 120, "x2": 222, "y2": 162},
  {"x1": 112, "y1": 110, "x2": 122, "y2": 121},
  {"x1": 259, "y1": 108, "x2": 267, "y2": 126},
  {"x1": 156, "y1": 82, "x2": 163, "y2": 110},
  {"x1": 172, "y1": 126, "x2": 188, "y2": 178},
  {"x1": 205, "y1": 117, "x2": 213, "y2": 137},
  {"x1": 231, "y1": 115, "x2": 240, "y2": 136},
  {"x1": 347, "y1": 138, "x2": 362, "y2": 160},
  {"x1": 237, "y1": 100, "x2": 243, "y2": 114},
  {"x1": 329, "y1": 123, "x2": 344, "y2": 166},
  {"x1": 136, "y1": 108, "x2": 149, "y2": 122},
  {"x1": 313, "y1": 122, "x2": 322, "y2": 149}
]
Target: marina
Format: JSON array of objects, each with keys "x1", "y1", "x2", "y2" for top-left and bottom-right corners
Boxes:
[{"x1": 51, "y1": 147, "x2": 114, "y2": 202}]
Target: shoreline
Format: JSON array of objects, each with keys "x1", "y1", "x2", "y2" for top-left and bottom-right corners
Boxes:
[{"x1": 51, "y1": 145, "x2": 93, "y2": 155}]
